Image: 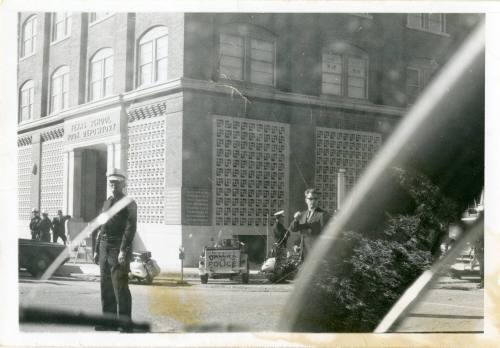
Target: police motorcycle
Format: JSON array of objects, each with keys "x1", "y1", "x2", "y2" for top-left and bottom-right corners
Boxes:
[
  {"x1": 129, "y1": 250, "x2": 161, "y2": 285},
  {"x1": 261, "y1": 228, "x2": 301, "y2": 283}
]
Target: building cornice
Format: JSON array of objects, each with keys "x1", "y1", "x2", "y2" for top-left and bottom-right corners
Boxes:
[
  {"x1": 179, "y1": 78, "x2": 406, "y2": 117},
  {"x1": 18, "y1": 77, "x2": 405, "y2": 134}
]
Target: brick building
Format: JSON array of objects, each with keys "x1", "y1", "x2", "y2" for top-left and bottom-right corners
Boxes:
[{"x1": 16, "y1": 12, "x2": 480, "y2": 270}]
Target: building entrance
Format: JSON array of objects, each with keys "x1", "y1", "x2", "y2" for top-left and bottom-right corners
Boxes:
[{"x1": 80, "y1": 146, "x2": 108, "y2": 223}]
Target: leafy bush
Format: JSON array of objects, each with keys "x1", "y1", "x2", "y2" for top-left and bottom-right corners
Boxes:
[{"x1": 306, "y1": 167, "x2": 462, "y2": 332}]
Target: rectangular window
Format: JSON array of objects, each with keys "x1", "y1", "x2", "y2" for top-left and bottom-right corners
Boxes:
[
  {"x1": 89, "y1": 12, "x2": 113, "y2": 23},
  {"x1": 139, "y1": 41, "x2": 153, "y2": 86},
  {"x1": 407, "y1": 13, "x2": 423, "y2": 29},
  {"x1": 155, "y1": 36, "x2": 168, "y2": 82},
  {"x1": 51, "y1": 12, "x2": 71, "y2": 42},
  {"x1": 220, "y1": 33, "x2": 244, "y2": 81},
  {"x1": 407, "y1": 13, "x2": 446, "y2": 34},
  {"x1": 322, "y1": 52, "x2": 343, "y2": 95},
  {"x1": 20, "y1": 86, "x2": 34, "y2": 122},
  {"x1": 347, "y1": 57, "x2": 367, "y2": 98},
  {"x1": 103, "y1": 57, "x2": 113, "y2": 96},
  {"x1": 250, "y1": 38, "x2": 274, "y2": 86},
  {"x1": 406, "y1": 67, "x2": 421, "y2": 102},
  {"x1": 428, "y1": 14, "x2": 445, "y2": 33}
]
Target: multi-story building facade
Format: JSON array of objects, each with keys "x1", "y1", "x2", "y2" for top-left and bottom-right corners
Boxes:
[{"x1": 17, "y1": 12, "x2": 480, "y2": 270}]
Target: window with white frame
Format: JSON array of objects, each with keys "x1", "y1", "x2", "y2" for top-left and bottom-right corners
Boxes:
[
  {"x1": 137, "y1": 26, "x2": 168, "y2": 87},
  {"x1": 322, "y1": 44, "x2": 369, "y2": 99},
  {"x1": 89, "y1": 48, "x2": 113, "y2": 100},
  {"x1": 219, "y1": 25, "x2": 276, "y2": 87},
  {"x1": 50, "y1": 66, "x2": 69, "y2": 113},
  {"x1": 51, "y1": 12, "x2": 71, "y2": 42},
  {"x1": 407, "y1": 13, "x2": 446, "y2": 34},
  {"x1": 19, "y1": 80, "x2": 35, "y2": 122},
  {"x1": 21, "y1": 15, "x2": 37, "y2": 58},
  {"x1": 89, "y1": 12, "x2": 114, "y2": 23}
]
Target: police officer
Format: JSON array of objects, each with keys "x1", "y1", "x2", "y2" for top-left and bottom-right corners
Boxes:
[
  {"x1": 93, "y1": 169, "x2": 137, "y2": 332},
  {"x1": 38, "y1": 210, "x2": 53, "y2": 242},
  {"x1": 29, "y1": 208, "x2": 41, "y2": 240},
  {"x1": 52, "y1": 210, "x2": 70, "y2": 244}
]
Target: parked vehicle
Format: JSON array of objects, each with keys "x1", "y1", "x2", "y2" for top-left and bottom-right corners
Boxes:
[
  {"x1": 18, "y1": 238, "x2": 70, "y2": 277},
  {"x1": 449, "y1": 245, "x2": 480, "y2": 279},
  {"x1": 129, "y1": 251, "x2": 161, "y2": 284},
  {"x1": 198, "y1": 238, "x2": 249, "y2": 284}
]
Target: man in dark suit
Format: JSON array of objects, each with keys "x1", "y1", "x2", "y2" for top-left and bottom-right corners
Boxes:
[
  {"x1": 51, "y1": 210, "x2": 70, "y2": 244},
  {"x1": 93, "y1": 168, "x2": 137, "y2": 332},
  {"x1": 290, "y1": 188, "x2": 330, "y2": 261}
]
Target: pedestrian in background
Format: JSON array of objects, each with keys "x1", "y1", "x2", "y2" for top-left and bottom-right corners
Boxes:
[
  {"x1": 52, "y1": 210, "x2": 71, "y2": 244},
  {"x1": 38, "y1": 210, "x2": 53, "y2": 242},
  {"x1": 290, "y1": 188, "x2": 330, "y2": 262},
  {"x1": 29, "y1": 208, "x2": 41, "y2": 240},
  {"x1": 93, "y1": 168, "x2": 137, "y2": 332}
]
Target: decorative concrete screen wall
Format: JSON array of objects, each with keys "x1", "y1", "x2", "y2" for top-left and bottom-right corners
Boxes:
[
  {"x1": 17, "y1": 136, "x2": 33, "y2": 220},
  {"x1": 127, "y1": 115, "x2": 166, "y2": 224},
  {"x1": 213, "y1": 116, "x2": 289, "y2": 227},
  {"x1": 315, "y1": 127, "x2": 381, "y2": 212},
  {"x1": 40, "y1": 129, "x2": 64, "y2": 215}
]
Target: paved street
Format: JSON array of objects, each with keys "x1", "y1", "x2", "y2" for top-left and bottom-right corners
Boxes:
[
  {"x1": 19, "y1": 271, "x2": 291, "y2": 333},
  {"x1": 19, "y1": 269, "x2": 483, "y2": 333}
]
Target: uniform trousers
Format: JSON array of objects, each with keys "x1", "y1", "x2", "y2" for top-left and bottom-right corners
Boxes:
[{"x1": 99, "y1": 239, "x2": 132, "y2": 320}]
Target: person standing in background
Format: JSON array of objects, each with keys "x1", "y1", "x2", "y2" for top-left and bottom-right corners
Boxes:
[
  {"x1": 52, "y1": 210, "x2": 71, "y2": 244},
  {"x1": 290, "y1": 188, "x2": 330, "y2": 262},
  {"x1": 38, "y1": 211, "x2": 53, "y2": 242},
  {"x1": 29, "y1": 208, "x2": 41, "y2": 240}
]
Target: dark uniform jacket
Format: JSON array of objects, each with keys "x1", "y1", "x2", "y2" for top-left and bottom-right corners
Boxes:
[
  {"x1": 273, "y1": 222, "x2": 288, "y2": 246},
  {"x1": 96, "y1": 193, "x2": 137, "y2": 253},
  {"x1": 38, "y1": 217, "x2": 53, "y2": 241},
  {"x1": 52, "y1": 215, "x2": 70, "y2": 236},
  {"x1": 29, "y1": 216, "x2": 41, "y2": 239},
  {"x1": 290, "y1": 207, "x2": 330, "y2": 260}
]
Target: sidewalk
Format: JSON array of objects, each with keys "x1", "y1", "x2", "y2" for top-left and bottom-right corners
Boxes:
[{"x1": 57, "y1": 261, "x2": 267, "y2": 281}]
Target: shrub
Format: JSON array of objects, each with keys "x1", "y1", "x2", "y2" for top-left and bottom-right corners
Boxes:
[{"x1": 304, "y1": 167, "x2": 462, "y2": 332}]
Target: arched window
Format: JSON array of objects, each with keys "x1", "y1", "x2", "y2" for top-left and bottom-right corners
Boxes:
[
  {"x1": 19, "y1": 80, "x2": 35, "y2": 122},
  {"x1": 322, "y1": 43, "x2": 369, "y2": 99},
  {"x1": 219, "y1": 24, "x2": 276, "y2": 86},
  {"x1": 50, "y1": 66, "x2": 69, "y2": 114},
  {"x1": 51, "y1": 12, "x2": 71, "y2": 42},
  {"x1": 137, "y1": 26, "x2": 168, "y2": 87},
  {"x1": 89, "y1": 48, "x2": 113, "y2": 101},
  {"x1": 21, "y1": 15, "x2": 37, "y2": 58}
]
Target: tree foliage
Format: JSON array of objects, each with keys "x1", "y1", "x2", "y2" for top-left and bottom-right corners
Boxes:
[{"x1": 309, "y1": 167, "x2": 462, "y2": 332}]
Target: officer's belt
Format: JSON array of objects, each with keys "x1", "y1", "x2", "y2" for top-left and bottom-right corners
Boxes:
[{"x1": 100, "y1": 235, "x2": 122, "y2": 243}]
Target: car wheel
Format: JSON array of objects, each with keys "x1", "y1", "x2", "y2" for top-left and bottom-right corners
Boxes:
[
  {"x1": 144, "y1": 275, "x2": 153, "y2": 285},
  {"x1": 200, "y1": 274, "x2": 208, "y2": 284}
]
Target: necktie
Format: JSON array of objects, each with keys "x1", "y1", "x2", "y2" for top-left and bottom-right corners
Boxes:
[{"x1": 307, "y1": 210, "x2": 313, "y2": 222}]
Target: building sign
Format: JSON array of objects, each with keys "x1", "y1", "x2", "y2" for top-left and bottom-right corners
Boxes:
[
  {"x1": 64, "y1": 111, "x2": 120, "y2": 144},
  {"x1": 184, "y1": 188, "x2": 210, "y2": 225}
]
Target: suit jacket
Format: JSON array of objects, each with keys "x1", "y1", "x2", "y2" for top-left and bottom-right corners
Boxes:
[{"x1": 290, "y1": 207, "x2": 330, "y2": 260}]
